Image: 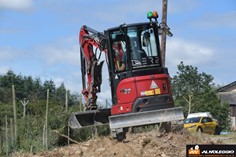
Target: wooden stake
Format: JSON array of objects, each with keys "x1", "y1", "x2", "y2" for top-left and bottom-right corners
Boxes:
[
  {"x1": 67, "y1": 124, "x2": 70, "y2": 145},
  {"x1": 0, "y1": 128, "x2": 2, "y2": 155},
  {"x1": 20, "y1": 98, "x2": 29, "y2": 117},
  {"x1": 42, "y1": 125, "x2": 45, "y2": 146},
  {"x1": 45, "y1": 89, "x2": 49, "y2": 150},
  {"x1": 80, "y1": 94, "x2": 82, "y2": 111},
  {"x1": 65, "y1": 90, "x2": 68, "y2": 112},
  {"x1": 161, "y1": 0, "x2": 168, "y2": 67},
  {"x1": 53, "y1": 130, "x2": 83, "y2": 145},
  {"x1": 5, "y1": 115, "x2": 8, "y2": 157},
  {"x1": 12, "y1": 85, "x2": 17, "y2": 146},
  {"x1": 10, "y1": 118, "x2": 14, "y2": 152}
]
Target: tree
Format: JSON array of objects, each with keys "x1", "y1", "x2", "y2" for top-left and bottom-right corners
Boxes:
[
  {"x1": 171, "y1": 62, "x2": 230, "y2": 130},
  {"x1": 55, "y1": 83, "x2": 66, "y2": 106},
  {"x1": 171, "y1": 62, "x2": 214, "y2": 114},
  {"x1": 32, "y1": 77, "x2": 44, "y2": 100},
  {"x1": 43, "y1": 80, "x2": 56, "y2": 97}
]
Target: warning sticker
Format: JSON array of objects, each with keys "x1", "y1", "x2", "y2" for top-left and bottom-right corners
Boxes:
[
  {"x1": 150, "y1": 80, "x2": 158, "y2": 89},
  {"x1": 155, "y1": 88, "x2": 161, "y2": 94},
  {"x1": 140, "y1": 90, "x2": 154, "y2": 96},
  {"x1": 145, "y1": 90, "x2": 154, "y2": 96}
]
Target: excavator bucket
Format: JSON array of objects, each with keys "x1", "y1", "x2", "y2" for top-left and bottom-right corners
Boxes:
[
  {"x1": 109, "y1": 107, "x2": 184, "y2": 138},
  {"x1": 68, "y1": 107, "x2": 184, "y2": 141},
  {"x1": 68, "y1": 108, "x2": 111, "y2": 129}
]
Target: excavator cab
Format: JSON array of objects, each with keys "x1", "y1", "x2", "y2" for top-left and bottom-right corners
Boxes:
[
  {"x1": 69, "y1": 11, "x2": 184, "y2": 140},
  {"x1": 106, "y1": 22, "x2": 172, "y2": 113},
  {"x1": 104, "y1": 21, "x2": 184, "y2": 139}
]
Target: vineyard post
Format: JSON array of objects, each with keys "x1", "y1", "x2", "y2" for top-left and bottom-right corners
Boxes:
[
  {"x1": 12, "y1": 85, "x2": 17, "y2": 147},
  {"x1": 10, "y1": 118, "x2": 14, "y2": 152},
  {"x1": 5, "y1": 115, "x2": 8, "y2": 157},
  {"x1": 80, "y1": 94, "x2": 82, "y2": 111},
  {"x1": 20, "y1": 98, "x2": 29, "y2": 117},
  {"x1": 65, "y1": 90, "x2": 68, "y2": 112},
  {"x1": 0, "y1": 128, "x2": 2, "y2": 155},
  {"x1": 44, "y1": 89, "x2": 49, "y2": 150}
]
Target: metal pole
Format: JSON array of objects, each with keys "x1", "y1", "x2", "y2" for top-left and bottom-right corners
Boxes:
[{"x1": 161, "y1": 0, "x2": 168, "y2": 67}]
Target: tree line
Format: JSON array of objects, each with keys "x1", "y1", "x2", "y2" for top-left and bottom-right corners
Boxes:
[
  {"x1": 0, "y1": 70, "x2": 80, "y2": 106},
  {"x1": 0, "y1": 70, "x2": 81, "y2": 119},
  {"x1": 0, "y1": 70, "x2": 82, "y2": 155},
  {"x1": 171, "y1": 62, "x2": 230, "y2": 130}
]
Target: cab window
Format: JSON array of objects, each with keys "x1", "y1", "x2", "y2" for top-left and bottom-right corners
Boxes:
[
  {"x1": 110, "y1": 32, "x2": 128, "y2": 73},
  {"x1": 127, "y1": 26, "x2": 161, "y2": 69}
]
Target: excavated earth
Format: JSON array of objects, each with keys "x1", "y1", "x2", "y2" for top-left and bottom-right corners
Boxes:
[{"x1": 13, "y1": 127, "x2": 236, "y2": 157}]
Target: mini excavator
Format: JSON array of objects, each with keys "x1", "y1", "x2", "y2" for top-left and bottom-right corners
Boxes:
[{"x1": 69, "y1": 11, "x2": 184, "y2": 141}]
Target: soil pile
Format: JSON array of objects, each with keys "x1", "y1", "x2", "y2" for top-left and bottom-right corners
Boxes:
[{"x1": 14, "y1": 128, "x2": 223, "y2": 157}]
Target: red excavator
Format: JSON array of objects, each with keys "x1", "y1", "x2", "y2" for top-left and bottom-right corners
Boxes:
[{"x1": 69, "y1": 11, "x2": 184, "y2": 141}]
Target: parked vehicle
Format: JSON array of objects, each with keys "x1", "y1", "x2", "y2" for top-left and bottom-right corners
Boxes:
[
  {"x1": 187, "y1": 112, "x2": 216, "y2": 121},
  {"x1": 183, "y1": 116, "x2": 221, "y2": 135}
]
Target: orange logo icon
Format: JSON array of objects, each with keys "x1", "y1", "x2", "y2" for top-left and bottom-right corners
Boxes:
[{"x1": 188, "y1": 145, "x2": 200, "y2": 155}]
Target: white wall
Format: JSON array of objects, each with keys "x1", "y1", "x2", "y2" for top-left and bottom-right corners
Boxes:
[{"x1": 231, "y1": 116, "x2": 236, "y2": 131}]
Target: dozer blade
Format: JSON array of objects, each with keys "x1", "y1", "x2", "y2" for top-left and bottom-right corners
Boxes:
[
  {"x1": 68, "y1": 108, "x2": 111, "y2": 129},
  {"x1": 109, "y1": 107, "x2": 184, "y2": 130}
]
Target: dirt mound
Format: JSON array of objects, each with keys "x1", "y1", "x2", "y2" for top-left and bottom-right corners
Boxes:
[{"x1": 14, "y1": 128, "x2": 223, "y2": 157}]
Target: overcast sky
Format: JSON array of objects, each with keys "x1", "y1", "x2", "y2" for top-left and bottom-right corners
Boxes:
[{"x1": 0, "y1": 0, "x2": 236, "y2": 103}]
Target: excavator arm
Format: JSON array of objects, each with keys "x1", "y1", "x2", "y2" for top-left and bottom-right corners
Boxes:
[{"x1": 79, "y1": 25, "x2": 107, "y2": 110}]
